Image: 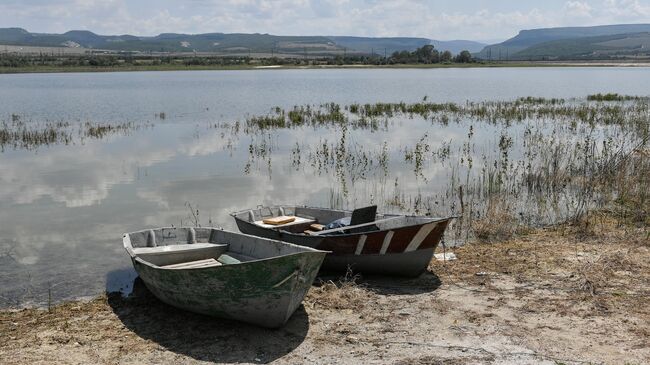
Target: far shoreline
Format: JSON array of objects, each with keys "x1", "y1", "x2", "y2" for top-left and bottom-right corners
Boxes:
[{"x1": 2, "y1": 60, "x2": 650, "y2": 75}]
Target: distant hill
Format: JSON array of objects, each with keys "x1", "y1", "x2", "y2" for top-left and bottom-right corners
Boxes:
[
  {"x1": 0, "y1": 28, "x2": 341, "y2": 54},
  {"x1": 476, "y1": 23, "x2": 650, "y2": 60},
  {"x1": 327, "y1": 36, "x2": 430, "y2": 55},
  {"x1": 326, "y1": 37, "x2": 485, "y2": 55},
  {"x1": 0, "y1": 28, "x2": 32, "y2": 43},
  {"x1": 514, "y1": 32, "x2": 650, "y2": 59},
  {"x1": 0, "y1": 28, "x2": 482, "y2": 56}
]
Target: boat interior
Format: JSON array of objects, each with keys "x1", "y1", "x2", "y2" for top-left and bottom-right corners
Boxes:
[
  {"x1": 124, "y1": 227, "x2": 318, "y2": 269},
  {"x1": 233, "y1": 205, "x2": 432, "y2": 235}
]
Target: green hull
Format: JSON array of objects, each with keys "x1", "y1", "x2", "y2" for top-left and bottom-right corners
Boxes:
[{"x1": 124, "y1": 227, "x2": 327, "y2": 328}]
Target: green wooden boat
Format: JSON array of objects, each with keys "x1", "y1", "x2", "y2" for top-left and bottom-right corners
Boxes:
[{"x1": 123, "y1": 227, "x2": 328, "y2": 328}]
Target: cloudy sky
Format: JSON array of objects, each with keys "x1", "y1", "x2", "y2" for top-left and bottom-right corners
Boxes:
[{"x1": 1, "y1": 0, "x2": 649, "y2": 41}]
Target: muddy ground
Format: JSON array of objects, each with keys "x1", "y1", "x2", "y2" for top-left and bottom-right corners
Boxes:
[{"x1": 1, "y1": 217, "x2": 649, "y2": 365}]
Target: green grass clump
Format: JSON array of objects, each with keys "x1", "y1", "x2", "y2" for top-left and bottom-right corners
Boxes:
[{"x1": 587, "y1": 93, "x2": 642, "y2": 101}]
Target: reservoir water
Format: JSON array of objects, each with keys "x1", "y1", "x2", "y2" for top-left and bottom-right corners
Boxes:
[{"x1": 1, "y1": 67, "x2": 648, "y2": 306}]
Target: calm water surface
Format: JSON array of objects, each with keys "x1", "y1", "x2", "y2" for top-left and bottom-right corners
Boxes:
[{"x1": 1, "y1": 67, "x2": 648, "y2": 306}]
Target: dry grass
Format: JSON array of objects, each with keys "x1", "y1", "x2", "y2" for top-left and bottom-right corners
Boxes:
[
  {"x1": 2, "y1": 213, "x2": 649, "y2": 364},
  {"x1": 471, "y1": 198, "x2": 518, "y2": 243},
  {"x1": 305, "y1": 269, "x2": 376, "y2": 311},
  {"x1": 436, "y1": 213, "x2": 650, "y2": 318}
]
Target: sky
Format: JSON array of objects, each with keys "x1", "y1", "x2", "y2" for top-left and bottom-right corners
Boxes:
[{"x1": 1, "y1": 0, "x2": 650, "y2": 42}]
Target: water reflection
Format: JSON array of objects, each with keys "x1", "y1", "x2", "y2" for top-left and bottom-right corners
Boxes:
[
  {"x1": 1, "y1": 69, "x2": 648, "y2": 307},
  {"x1": 0, "y1": 124, "x2": 358, "y2": 306}
]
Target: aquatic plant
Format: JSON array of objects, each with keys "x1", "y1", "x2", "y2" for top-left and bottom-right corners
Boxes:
[
  {"x1": 0, "y1": 117, "x2": 152, "y2": 152},
  {"x1": 236, "y1": 95, "x2": 649, "y2": 241},
  {"x1": 240, "y1": 97, "x2": 649, "y2": 135},
  {"x1": 4, "y1": 94, "x2": 647, "y2": 242}
]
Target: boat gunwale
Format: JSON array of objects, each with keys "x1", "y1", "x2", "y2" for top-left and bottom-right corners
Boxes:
[{"x1": 123, "y1": 227, "x2": 330, "y2": 271}]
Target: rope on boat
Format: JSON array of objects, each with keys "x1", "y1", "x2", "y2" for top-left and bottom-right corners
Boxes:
[{"x1": 272, "y1": 270, "x2": 299, "y2": 288}]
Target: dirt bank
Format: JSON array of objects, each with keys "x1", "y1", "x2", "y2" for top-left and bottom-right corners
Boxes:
[{"x1": 1, "y1": 217, "x2": 648, "y2": 364}]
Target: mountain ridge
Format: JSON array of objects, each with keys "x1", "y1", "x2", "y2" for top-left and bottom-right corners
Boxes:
[
  {"x1": 0, "y1": 28, "x2": 485, "y2": 55},
  {"x1": 476, "y1": 23, "x2": 650, "y2": 59}
]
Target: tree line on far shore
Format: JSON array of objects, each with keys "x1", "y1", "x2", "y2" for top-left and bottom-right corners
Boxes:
[
  {"x1": 0, "y1": 45, "x2": 473, "y2": 69},
  {"x1": 389, "y1": 45, "x2": 473, "y2": 64},
  {"x1": 329, "y1": 45, "x2": 473, "y2": 65}
]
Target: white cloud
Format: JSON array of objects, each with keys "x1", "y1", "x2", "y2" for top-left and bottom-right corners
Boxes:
[
  {"x1": 602, "y1": 0, "x2": 650, "y2": 18},
  {"x1": 1, "y1": 0, "x2": 650, "y2": 40},
  {"x1": 564, "y1": 1, "x2": 593, "y2": 17},
  {"x1": 0, "y1": 127, "x2": 238, "y2": 209},
  {"x1": 556, "y1": 0, "x2": 650, "y2": 27}
]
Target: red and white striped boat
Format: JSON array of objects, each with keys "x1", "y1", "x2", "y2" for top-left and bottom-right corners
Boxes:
[{"x1": 231, "y1": 205, "x2": 454, "y2": 277}]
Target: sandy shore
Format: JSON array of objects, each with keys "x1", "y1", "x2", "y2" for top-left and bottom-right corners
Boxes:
[
  {"x1": 3, "y1": 60, "x2": 650, "y2": 74},
  {"x1": 1, "y1": 216, "x2": 648, "y2": 364}
]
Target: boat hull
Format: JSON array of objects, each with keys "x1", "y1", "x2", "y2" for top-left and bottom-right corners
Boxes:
[
  {"x1": 124, "y1": 227, "x2": 327, "y2": 328},
  {"x1": 131, "y1": 251, "x2": 324, "y2": 328},
  {"x1": 322, "y1": 248, "x2": 435, "y2": 277},
  {"x1": 234, "y1": 216, "x2": 451, "y2": 277}
]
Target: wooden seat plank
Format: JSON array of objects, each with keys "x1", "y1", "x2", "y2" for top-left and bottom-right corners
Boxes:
[
  {"x1": 253, "y1": 216, "x2": 316, "y2": 229},
  {"x1": 132, "y1": 243, "x2": 227, "y2": 255},
  {"x1": 163, "y1": 258, "x2": 222, "y2": 269}
]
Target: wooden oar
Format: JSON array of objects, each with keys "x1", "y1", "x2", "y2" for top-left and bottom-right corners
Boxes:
[{"x1": 308, "y1": 216, "x2": 403, "y2": 236}]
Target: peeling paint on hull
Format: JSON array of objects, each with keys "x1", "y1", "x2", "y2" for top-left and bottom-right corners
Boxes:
[{"x1": 124, "y1": 228, "x2": 327, "y2": 328}]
